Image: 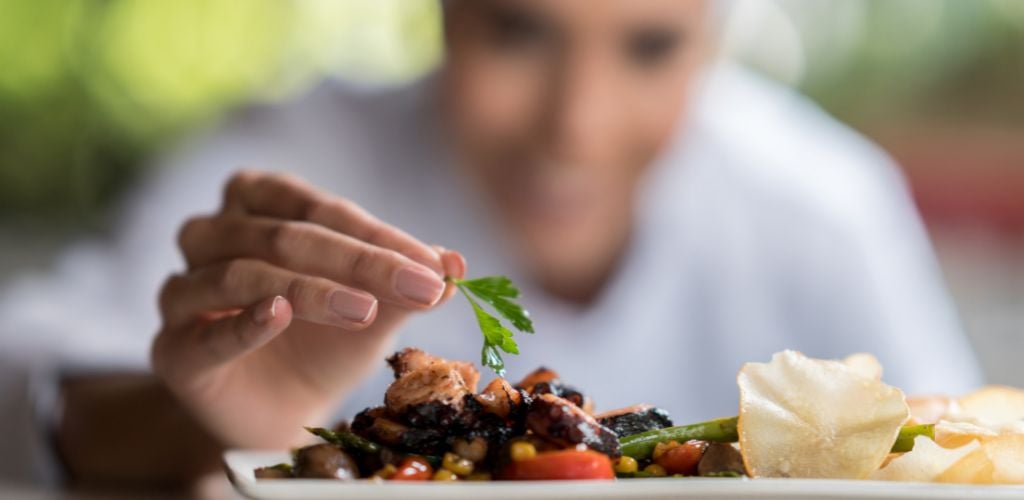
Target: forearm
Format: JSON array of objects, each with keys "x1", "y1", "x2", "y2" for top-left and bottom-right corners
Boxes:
[{"x1": 56, "y1": 373, "x2": 222, "y2": 488}]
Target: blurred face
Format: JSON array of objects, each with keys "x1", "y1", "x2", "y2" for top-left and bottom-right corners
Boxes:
[{"x1": 442, "y1": 0, "x2": 711, "y2": 301}]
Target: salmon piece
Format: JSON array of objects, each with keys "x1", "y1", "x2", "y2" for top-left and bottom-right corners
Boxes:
[
  {"x1": 387, "y1": 348, "x2": 480, "y2": 392},
  {"x1": 385, "y1": 363, "x2": 470, "y2": 416}
]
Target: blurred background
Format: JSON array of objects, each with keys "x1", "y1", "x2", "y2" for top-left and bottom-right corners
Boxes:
[{"x1": 1, "y1": 0, "x2": 1021, "y2": 384}]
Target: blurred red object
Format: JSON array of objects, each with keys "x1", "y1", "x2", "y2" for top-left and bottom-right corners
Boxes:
[{"x1": 876, "y1": 127, "x2": 1024, "y2": 235}]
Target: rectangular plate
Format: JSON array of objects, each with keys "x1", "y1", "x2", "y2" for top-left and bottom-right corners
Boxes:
[{"x1": 226, "y1": 450, "x2": 1024, "y2": 500}]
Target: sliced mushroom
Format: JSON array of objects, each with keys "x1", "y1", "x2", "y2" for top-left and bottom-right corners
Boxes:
[{"x1": 697, "y1": 442, "x2": 747, "y2": 477}]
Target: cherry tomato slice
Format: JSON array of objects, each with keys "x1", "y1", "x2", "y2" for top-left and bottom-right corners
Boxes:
[
  {"x1": 503, "y1": 449, "x2": 615, "y2": 480},
  {"x1": 654, "y1": 440, "x2": 708, "y2": 476},
  {"x1": 391, "y1": 456, "x2": 433, "y2": 481}
]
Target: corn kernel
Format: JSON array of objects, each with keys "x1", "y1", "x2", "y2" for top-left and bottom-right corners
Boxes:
[
  {"x1": 372, "y1": 463, "x2": 397, "y2": 480},
  {"x1": 643, "y1": 464, "x2": 668, "y2": 477},
  {"x1": 466, "y1": 471, "x2": 492, "y2": 481},
  {"x1": 443, "y1": 452, "x2": 474, "y2": 476},
  {"x1": 614, "y1": 456, "x2": 639, "y2": 474},
  {"x1": 433, "y1": 468, "x2": 459, "y2": 481},
  {"x1": 652, "y1": 441, "x2": 680, "y2": 461},
  {"x1": 510, "y1": 441, "x2": 537, "y2": 462}
]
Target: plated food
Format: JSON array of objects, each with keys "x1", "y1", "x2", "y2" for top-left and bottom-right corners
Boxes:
[
  {"x1": 256, "y1": 347, "x2": 676, "y2": 481},
  {"x1": 251, "y1": 348, "x2": 1024, "y2": 485},
  {"x1": 247, "y1": 273, "x2": 1022, "y2": 486}
]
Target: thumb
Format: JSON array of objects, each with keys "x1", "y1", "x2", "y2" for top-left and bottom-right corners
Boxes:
[
  {"x1": 433, "y1": 245, "x2": 467, "y2": 304},
  {"x1": 153, "y1": 296, "x2": 293, "y2": 384}
]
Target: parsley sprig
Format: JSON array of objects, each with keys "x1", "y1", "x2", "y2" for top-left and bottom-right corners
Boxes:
[{"x1": 446, "y1": 276, "x2": 534, "y2": 376}]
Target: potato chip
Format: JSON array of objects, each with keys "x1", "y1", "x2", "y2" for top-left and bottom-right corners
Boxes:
[
  {"x1": 843, "y1": 353, "x2": 883, "y2": 381},
  {"x1": 936, "y1": 447, "x2": 993, "y2": 484},
  {"x1": 906, "y1": 396, "x2": 954, "y2": 425},
  {"x1": 956, "y1": 386, "x2": 1024, "y2": 424},
  {"x1": 936, "y1": 434, "x2": 1024, "y2": 484},
  {"x1": 737, "y1": 350, "x2": 910, "y2": 479},
  {"x1": 934, "y1": 420, "x2": 998, "y2": 449},
  {"x1": 986, "y1": 434, "x2": 1024, "y2": 483},
  {"x1": 870, "y1": 436, "x2": 978, "y2": 482}
]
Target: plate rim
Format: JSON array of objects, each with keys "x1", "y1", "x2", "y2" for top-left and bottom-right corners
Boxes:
[{"x1": 224, "y1": 449, "x2": 1024, "y2": 500}]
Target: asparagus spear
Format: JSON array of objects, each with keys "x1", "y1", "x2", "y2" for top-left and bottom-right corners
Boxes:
[
  {"x1": 619, "y1": 417, "x2": 935, "y2": 459},
  {"x1": 304, "y1": 426, "x2": 382, "y2": 454},
  {"x1": 619, "y1": 417, "x2": 739, "y2": 459}
]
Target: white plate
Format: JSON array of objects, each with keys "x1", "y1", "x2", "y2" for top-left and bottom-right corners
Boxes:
[{"x1": 225, "y1": 450, "x2": 1024, "y2": 500}]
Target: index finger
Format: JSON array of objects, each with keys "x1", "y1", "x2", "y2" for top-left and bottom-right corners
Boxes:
[{"x1": 223, "y1": 170, "x2": 444, "y2": 274}]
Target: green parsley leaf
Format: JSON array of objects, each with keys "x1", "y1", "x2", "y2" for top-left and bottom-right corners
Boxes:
[
  {"x1": 459, "y1": 276, "x2": 535, "y2": 333},
  {"x1": 448, "y1": 275, "x2": 533, "y2": 376}
]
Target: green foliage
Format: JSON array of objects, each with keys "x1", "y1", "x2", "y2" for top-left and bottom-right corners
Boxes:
[
  {"x1": 0, "y1": 0, "x2": 442, "y2": 222},
  {"x1": 792, "y1": 0, "x2": 1024, "y2": 127},
  {"x1": 1, "y1": 0, "x2": 1020, "y2": 223},
  {"x1": 450, "y1": 276, "x2": 535, "y2": 376},
  {"x1": 458, "y1": 276, "x2": 535, "y2": 333}
]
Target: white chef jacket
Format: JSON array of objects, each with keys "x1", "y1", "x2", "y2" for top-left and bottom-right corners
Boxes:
[{"x1": 0, "y1": 62, "x2": 983, "y2": 485}]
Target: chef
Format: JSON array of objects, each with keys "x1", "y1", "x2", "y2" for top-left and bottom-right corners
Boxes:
[{"x1": 0, "y1": 0, "x2": 981, "y2": 487}]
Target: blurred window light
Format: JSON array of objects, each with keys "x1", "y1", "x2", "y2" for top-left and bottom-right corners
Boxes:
[
  {"x1": 992, "y1": 0, "x2": 1024, "y2": 30},
  {"x1": 0, "y1": 0, "x2": 85, "y2": 100},
  {"x1": 0, "y1": 0, "x2": 443, "y2": 220},
  {"x1": 0, "y1": 0, "x2": 1020, "y2": 222},
  {"x1": 722, "y1": 0, "x2": 1024, "y2": 127},
  {"x1": 84, "y1": 0, "x2": 442, "y2": 139}
]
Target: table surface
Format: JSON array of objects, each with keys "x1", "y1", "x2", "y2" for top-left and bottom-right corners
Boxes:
[{"x1": 0, "y1": 475, "x2": 244, "y2": 500}]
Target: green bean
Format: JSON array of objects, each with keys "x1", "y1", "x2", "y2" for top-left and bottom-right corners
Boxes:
[
  {"x1": 619, "y1": 417, "x2": 739, "y2": 459},
  {"x1": 619, "y1": 417, "x2": 935, "y2": 459},
  {"x1": 304, "y1": 426, "x2": 382, "y2": 454}
]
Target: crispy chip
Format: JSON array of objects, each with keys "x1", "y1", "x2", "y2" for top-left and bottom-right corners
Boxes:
[
  {"x1": 934, "y1": 420, "x2": 999, "y2": 449},
  {"x1": 936, "y1": 434, "x2": 1024, "y2": 484},
  {"x1": 870, "y1": 436, "x2": 979, "y2": 482},
  {"x1": 906, "y1": 396, "x2": 954, "y2": 425},
  {"x1": 737, "y1": 350, "x2": 910, "y2": 479},
  {"x1": 956, "y1": 386, "x2": 1024, "y2": 424},
  {"x1": 986, "y1": 434, "x2": 1024, "y2": 483},
  {"x1": 843, "y1": 353, "x2": 883, "y2": 381},
  {"x1": 936, "y1": 447, "x2": 993, "y2": 484}
]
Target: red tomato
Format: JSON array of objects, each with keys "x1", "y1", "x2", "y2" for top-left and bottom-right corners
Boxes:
[
  {"x1": 654, "y1": 440, "x2": 708, "y2": 476},
  {"x1": 502, "y1": 450, "x2": 615, "y2": 480},
  {"x1": 391, "y1": 456, "x2": 433, "y2": 481}
]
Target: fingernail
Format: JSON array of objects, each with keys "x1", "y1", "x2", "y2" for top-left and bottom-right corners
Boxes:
[
  {"x1": 395, "y1": 265, "x2": 445, "y2": 305},
  {"x1": 329, "y1": 289, "x2": 378, "y2": 323},
  {"x1": 254, "y1": 296, "x2": 282, "y2": 325}
]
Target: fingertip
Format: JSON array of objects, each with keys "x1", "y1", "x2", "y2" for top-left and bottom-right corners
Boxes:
[
  {"x1": 238, "y1": 297, "x2": 291, "y2": 353},
  {"x1": 427, "y1": 244, "x2": 448, "y2": 277},
  {"x1": 342, "y1": 299, "x2": 379, "y2": 332},
  {"x1": 442, "y1": 250, "x2": 467, "y2": 280},
  {"x1": 439, "y1": 281, "x2": 459, "y2": 304},
  {"x1": 270, "y1": 295, "x2": 294, "y2": 326},
  {"x1": 175, "y1": 296, "x2": 293, "y2": 377},
  {"x1": 254, "y1": 295, "x2": 293, "y2": 329}
]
